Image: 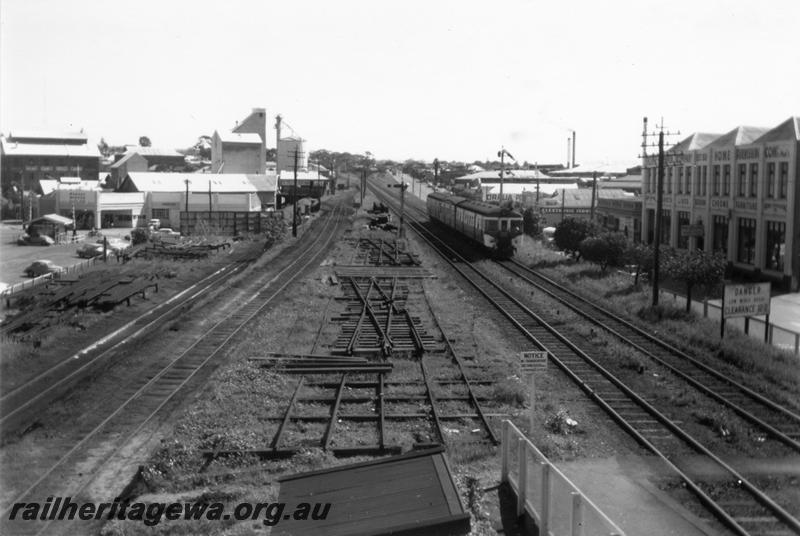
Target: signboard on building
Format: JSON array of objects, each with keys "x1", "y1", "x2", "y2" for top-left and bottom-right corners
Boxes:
[
  {"x1": 680, "y1": 224, "x2": 704, "y2": 237},
  {"x1": 723, "y1": 282, "x2": 771, "y2": 318}
]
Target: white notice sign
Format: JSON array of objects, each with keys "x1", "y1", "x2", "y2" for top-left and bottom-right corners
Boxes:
[
  {"x1": 520, "y1": 351, "x2": 548, "y2": 373},
  {"x1": 723, "y1": 282, "x2": 771, "y2": 318}
]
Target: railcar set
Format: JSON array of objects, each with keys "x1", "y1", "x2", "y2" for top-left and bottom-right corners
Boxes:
[{"x1": 426, "y1": 192, "x2": 523, "y2": 259}]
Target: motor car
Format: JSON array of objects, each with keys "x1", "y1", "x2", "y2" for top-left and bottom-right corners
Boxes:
[
  {"x1": 153, "y1": 228, "x2": 181, "y2": 239},
  {"x1": 24, "y1": 260, "x2": 64, "y2": 278},
  {"x1": 77, "y1": 242, "x2": 107, "y2": 258},
  {"x1": 95, "y1": 238, "x2": 131, "y2": 254},
  {"x1": 17, "y1": 234, "x2": 55, "y2": 246}
]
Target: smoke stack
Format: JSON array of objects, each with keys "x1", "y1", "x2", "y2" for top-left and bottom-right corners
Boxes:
[{"x1": 572, "y1": 131, "x2": 576, "y2": 168}]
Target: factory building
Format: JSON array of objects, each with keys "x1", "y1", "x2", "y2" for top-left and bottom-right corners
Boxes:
[
  {"x1": 0, "y1": 130, "x2": 102, "y2": 219},
  {"x1": 641, "y1": 117, "x2": 800, "y2": 291}
]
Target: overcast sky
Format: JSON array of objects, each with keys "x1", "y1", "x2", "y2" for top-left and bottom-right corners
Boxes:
[{"x1": 2, "y1": 0, "x2": 798, "y2": 166}]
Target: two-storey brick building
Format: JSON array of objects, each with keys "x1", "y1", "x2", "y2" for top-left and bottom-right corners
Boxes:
[{"x1": 641, "y1": 117, "x2": 800, "y2": 290}]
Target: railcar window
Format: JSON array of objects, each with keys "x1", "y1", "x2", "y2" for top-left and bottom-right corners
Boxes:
[{"x1": 501, "y1": 220, "x2": 508, "y2": 231}]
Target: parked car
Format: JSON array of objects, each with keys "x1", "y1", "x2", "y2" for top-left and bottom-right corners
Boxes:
[
  {"x1": 17, "y1": 234, "x2": 55, "y2": 246},
  {"x1": 24, "y1": 260, "x2": 64, "y2": 278},
  {"x1": 153, "y1": 228, "x2": 180, "y2": 239},
  {"x1": 77, "y1": 242, "x2": 107, "y2": 258},
  {"x1": 95, "y1": 238, "x2": 131, "y2": 254}
]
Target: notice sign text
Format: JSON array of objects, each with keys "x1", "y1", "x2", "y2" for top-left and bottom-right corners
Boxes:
[{"x1": 723, "y1": 282, "x2": 771, "y2": 318}]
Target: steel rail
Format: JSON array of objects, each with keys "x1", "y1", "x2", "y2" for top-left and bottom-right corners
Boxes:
[
  {"x1": 0, "y1": 259, "x2": 252, "y2": 427},
  {"x1": 420, "y1": 357, "x2": 446, "y2": 444},
  {"x1": 498, "y1": 259, "x2": 800, "y2": 452},
  {"x1": 368, "y1": 179, "x2": 800, "y2": 536},
  {"x1": 508, "y1": 257, "x2": 800, "y2": 424},
  {"x1": 2, "y1": 202, "x2": 349, "y2": 533},
  {"x1": 322, "y1": 374, "x2": 348, "y2": 449}
]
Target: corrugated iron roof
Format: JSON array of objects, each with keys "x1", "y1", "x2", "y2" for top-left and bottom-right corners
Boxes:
[
  {"x1": 669, "y1": 132, "x2": 722, "y2": 153},
  {"x1": 0, "y1": 139, "x2": 102, "y2": 158},
  {"x1": 483, "y1": 182, "x2": 578, "y2": 196},
  {"x1": 455, "y1": 169, "x2": 552, "y2": 181},
  {"x1": 8, "y1": 130, "x2": 88, "y2": 142},
  {"x1": 706, "y1": 126, "x2": 772, "y2": 148},
  {"x1": 753, "y1": 117, "x2": 800, "y2": 143},
  {"x1": 123, "y1": 172, "x2": 277, "y2": 193}
]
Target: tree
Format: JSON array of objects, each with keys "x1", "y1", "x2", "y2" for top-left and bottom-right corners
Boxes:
[
  {"x1": 625, "y1": 242, "x2": 654, "y2": 286},
  {"x1": 664, "y1": 249, "x2": 727, "y2": 312},
  {"x1": 579, "y1": 232, "x2": 627, "y2": 273},
  {"x1": 522, "y1": 207, "x2": 540, "y2": 236},
  {"x1": 139, "y1": 136, "x2": 152, "y2": 147},
  {"x1": 553, "y1": 218, "x2": 595, "y2": 259}
]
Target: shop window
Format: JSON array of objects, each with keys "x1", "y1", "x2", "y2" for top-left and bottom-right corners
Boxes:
[
  {"x1": 660, "y1": 209, "x2": 671, "y2": 244},
  {"x1": 749, "y1": 163, "x2": 758, "y2": 197},
  {"x1": 712, "y1": 215, "x2": 728, "y2": 254},
  {"x1": 677, "y1": 211, "x2": 690, "y2": 249},
  {"x1": 685, "y1": 167, "x2": 691, "y2": 194},
  {"x1": 701, "y1": 166, "x2": 707, "y2": 196},
  {"x1": 723, "y1": 165, "x2": 731, "y2": 195},
  {"x1": 736, "y1": 218, "x2": 756, "y2": 264},
  {"x1": 766, "y1": 162, "x2": 776, "y2": 198},
  {"x1": 765, "y1": 221, "x2": 785, "y2": 271},
  {"x1": 779, "y1": 162, "x2": 789, "y2": 199},
  {"x1": 737, "y1": 164, "x2": 747, "y2": 196},
  {"x1": 713, "y1": 165, "x2": 721, "y2": 195},
  {"x1": 666, "y1": 168, "x2": 673, "y2": 194},
  {"x1": 152, "y1": 208, "x2": 170, "y2": 220}
]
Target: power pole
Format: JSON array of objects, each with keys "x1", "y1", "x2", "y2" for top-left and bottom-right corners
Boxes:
[
  {"x1": 560, "y1": 188, "x2": 565, "y2": 222},
  {"x1": 388, "y1": 181, "x2": 408, "y2": 238},
  {"x1": 433, "y1": 158, "x2": 439, "y2": 186},
  {"x1": 292, "y1": 148, "x2": 299, "y2": 238},
  {"x1": 652, "y1": 129, "x2": 665, "y2": 307},
  {"x1": 361, "y1": 169, "x2": 366, "y2": 207},
  {"x1": 497, "y1": 147, "x2": 514, "y2": 202},
  {"x1": 643, "y1": 117, "x2": 681, "y2": 307},
  {"x1": 208, "y1": 179, "x2": 212, "y2": 213},
  {"x1": 275, "y1": 115, "x2": 282, "y2": 177},
  {"x1": 590, "y1": 171, "x2": 597, "y2": 221}
]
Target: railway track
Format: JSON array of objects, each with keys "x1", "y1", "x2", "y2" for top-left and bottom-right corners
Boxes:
[
  {"x1": 0, "y1": 201, "x2": 349, "y2": 536},
  {"x1": 0, "y1": 257, "x2": 254, "y2": 433},
  {"x1": 368, "y1": 179, "x2": 800, "y2": 536},
  {"x1": 225, "y1": 237, "x2": 502, "y2": 457},
  {"x1": 497, "y1": 259, "x2": 800, "y2": 451}
]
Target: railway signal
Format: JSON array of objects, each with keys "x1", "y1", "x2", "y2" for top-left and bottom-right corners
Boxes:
[{"x1": 388, "y1": 181, "x2": 408, "y2": 237}]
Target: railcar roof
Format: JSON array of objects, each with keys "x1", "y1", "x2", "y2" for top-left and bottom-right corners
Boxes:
[
  {"x1": 427, "y1": 192, "x2": 468, "y2": 205},
  {"x1": 458, "y1": 199, "x2": 523, "y2": 218}
]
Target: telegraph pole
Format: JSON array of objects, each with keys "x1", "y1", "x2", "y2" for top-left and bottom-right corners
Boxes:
[
  {"x1": 275, "y1": 115, "x2": 282, "y2": 177},
  {"x1": 497, "y1": 147, "x2": 515, "y2": 202},
  {"x1": 652, "y1": 129, "x2": 665, "y2": 307},
  {"x1": 644, "y1": 117, "x2": 681, "y2": 307},
  {"x1": 590, "y1": 171, "x2": 597, "y2": 221},
  {"x1": 292, "y1": 148, "x2": 299, "y2": 237}
]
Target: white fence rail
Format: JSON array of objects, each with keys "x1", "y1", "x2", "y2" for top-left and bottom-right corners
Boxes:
[
  {"x1": 659, "y1": 290, "x2": 800, "y2": 355},
  {"x1": 1, "y1": 257, "x2": 98, "y2": 302},
  {"x1": 501, "y1": 420, "x2": 624, "y2": 536}
]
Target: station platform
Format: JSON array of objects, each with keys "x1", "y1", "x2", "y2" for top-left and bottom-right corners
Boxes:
[{"x1": 555, "y1": 455, "x2": 716, "y2": 536}]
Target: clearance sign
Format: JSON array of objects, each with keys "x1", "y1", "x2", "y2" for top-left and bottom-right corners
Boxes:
[{"x1": 723, "y1": 282, "x2": 771, "y2": 318}]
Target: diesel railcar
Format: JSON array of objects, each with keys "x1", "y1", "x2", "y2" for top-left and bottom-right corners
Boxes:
[{"x1": 426, "y1": 192, "x2": 523, "y2": 258}]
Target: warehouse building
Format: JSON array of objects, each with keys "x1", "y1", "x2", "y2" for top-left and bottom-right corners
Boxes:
[
  {"x1": 0, "y1": 130, "x2": 102, "y2": 219},
  {"x1": 641, "y1": 117, "x2": 800, "y2": 290}
]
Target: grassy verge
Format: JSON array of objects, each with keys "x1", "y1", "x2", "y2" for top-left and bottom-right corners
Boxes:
[{"x1": 516, "y1": 238, "x2": 800, "y2": 410}]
